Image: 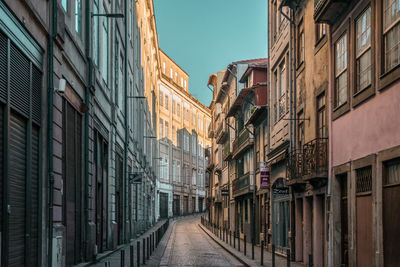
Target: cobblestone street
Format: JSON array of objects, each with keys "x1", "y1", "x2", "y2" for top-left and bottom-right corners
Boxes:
[{"x1": 160, "y1": 215, "x2": 244, "y2": 267}]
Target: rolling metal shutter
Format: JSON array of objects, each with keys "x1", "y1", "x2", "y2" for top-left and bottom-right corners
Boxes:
[
  {"x1": 8, "y1": 112, "x2": 27, "y2": 267},
  {"x1": 0, "y1": 105, "x2": 3, "y2": 238},
  {"x1": 0, "y1": 32, "x2": 6, "y2": 103},
  {"x1": 30, "y1": 125, "x2": 39, "y2": 266}
]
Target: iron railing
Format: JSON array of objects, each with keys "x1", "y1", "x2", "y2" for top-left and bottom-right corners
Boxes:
[
  {"x1": 303, "y1": 137, "x2": 328, "y2": 179},
  {"x1": 223, "y1": 141, "x2": 231, "y2": 160},
  {"x1": 287, "y1": 149, "x2": 304, "y2": 181}
]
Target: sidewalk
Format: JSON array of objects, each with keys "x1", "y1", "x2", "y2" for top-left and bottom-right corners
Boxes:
[
  {"x1": 77, "y1": 219, "x2": 169, "y2": 267},
  {"x1": 198, "y1": 222, "x2": 306, "y2": 267}
]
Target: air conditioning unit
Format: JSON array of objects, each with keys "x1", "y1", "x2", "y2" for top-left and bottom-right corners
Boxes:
[{"x1": 215, "y1": 103, "x2": 222, "y2": 115}]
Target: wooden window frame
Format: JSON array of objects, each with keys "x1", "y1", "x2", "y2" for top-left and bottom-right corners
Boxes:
[
  {"x1": 332, "y1": 22, "x2": 350, "y2": 120},
  {"x1": 377, "y1": 0, "x2": 400, "y2": 90},
  {"x1": 297, "y1": 19, "x2": 305, "y2": 68},
  {"x1": 352, "y1": 1, "x2": 376, "y2": 107}
]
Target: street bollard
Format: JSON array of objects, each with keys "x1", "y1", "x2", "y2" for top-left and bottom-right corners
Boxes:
[
  {"x1": 252, "y1": 238, "x2": 254, "y2": 260},
  {"x1": 244, "y1": 235, "x2": 247, "y2": 256},
  {"x1": 272, "y1": 244, "x2": 275, "y2": 267},
  {"x1": 130, "y1": 245, "x2": 134, "y2": 267},
  {"x1": 223, "y1": 227, "x2": 225, "y2": 242},
  {"x1": 287, "y1": 248, "x2": 290, "y2": 267},
  {"x1": 229, "y1": 231, "x2": 232, "y2": 246},
  {"x1": 147, "y1": 236, "x2": 150, "y2": 259},
  {"x1": 238, "y1": 233, "x2": 240, "y2": 252},
  {"x1": 137, "y1": 241, "x2": 141, "y2": 267},
  {"x1": 261, "y1": 241, "x2": 264, "y2": 266},
  {"x1": 120, "y1": 249, "x2": 125, "y2": 267},
  {"x1": 220, "y1": 227, "x2": 222, "y2": 239},
  {"x1": 233, "y1": 231, "x2": 236, "y2": 248},
  {"x1": 309, "y1": 254, "x2": 313, "y2": 267},
  {"x1": 142, "y1": 238, "x2": 146, "y2": 264}
]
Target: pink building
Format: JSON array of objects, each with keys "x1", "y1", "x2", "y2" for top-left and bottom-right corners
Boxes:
[{"x1": 316, "y1": 0, "x2": 400, "y2": 266}]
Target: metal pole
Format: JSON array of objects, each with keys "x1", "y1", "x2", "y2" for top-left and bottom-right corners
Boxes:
[
  {"x1": 142, "y1": 238, "x2": 146, "y2": 264},
  {"x1": 272, "y1": 244, "x2": 275, "y2": 267},
  {"x1": 309, "y1": 254, "x2": 313, "y2": 267},
  {"x1": 287, "y1": 248, "x2": 290, "y2": 267},
  {"x1": 130, "y1": 245, "x2": 134, "y2": 267},
  {"x1": 234, "y1": 231, "x2": 236, "y2": 248},
  {"x1": 137, "y1": 241, "x2": 140, "y2": 267},
  {"x1": 147, "y1": 236, "x2": 150, "y2": 259},
  {"x1": 261, "y1": 241, "x2": 264, "y2": 266},
  {"x1": 252, "y1": 238, "x2": 254, "y2": 260},
  {"x1": 238, "y1": 233, "x2": 240, "y2": 252},
  {"x1": 121, "y1": 249, "x2": 125, "y2": 267},
  {"x1": 244, "y1": 235, "x2": 247, "y2": 256},
  {"x1": 229, "y1": 231, "x2": 232, "y2": 246}
]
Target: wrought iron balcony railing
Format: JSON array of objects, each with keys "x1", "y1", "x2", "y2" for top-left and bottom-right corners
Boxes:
[
  {"x1": 232, "y1": 127, "x2": 253, "y2": 158},
  {"x1": 215, "y1": 118, "x2": 228, "y2": 144},
  {"x1": 303, "y1": 137, "x2": 328, "y2": 180},
  {"x1": 232, "y1": 173, "x2": 250, "y2": 197},
  {"x1": 314, "y1": 0, "x2": 349, "y2": 24},
  {"x1": 287, "y1": 149, "x2": 305, "y2": 183}
]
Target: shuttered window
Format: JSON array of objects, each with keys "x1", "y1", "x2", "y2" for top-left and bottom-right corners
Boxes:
[{"x1": 0, "y1": 28, "x2": 42, "y2": 267}]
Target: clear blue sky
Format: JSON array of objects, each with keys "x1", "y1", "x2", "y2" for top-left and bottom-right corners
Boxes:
[{"x1": 154, "y1": 0, "x2": 268, "y2": 106}]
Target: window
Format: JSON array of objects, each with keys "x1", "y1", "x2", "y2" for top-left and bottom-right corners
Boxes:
[
  {"x1": 192, "y1": 135, "x2": 196, "y2": 154},
  {"x1": 159, "y1": 91, "x2": 163, "y2": 107},
  {"x1": 175, "y1": 72, "x2": 177, "y2": 81},
  {"x1": 317, "y1": 93, "x2": 327, "y2": 138},
  {"x1": 161, "y1": 154, "x2": 169, "y2": 180},
  {"x1": 181, "y1": 77, "x2": 183, "y2": 87},
  {"x1": 192, "y1": 112, "x2": 196, "y2": 126},
  {"x1": 172, "y1": 125, "x2": 176, "y2": 142},
  {"x1": 184, "y1": 80, "x2": 187, "y2": 90},
  {"x1": 165, "y1": 95, "x2": 168, "y2": 110},
  {"x1": 165, "y1": 121, "x2": 169, "y2": 139},
  {"x1": 159, "y1": 119, "x2": 163, "y2": 137},
  {"x1": 177, "y1": 103, "x2": 181, "y2": 117},
  {"x1": 335, "y1": 33, "x2": 348, "y2": 107},
  {"x1": 163, "y1": 62, "x2": 166, "y2": 73},
  {"x1": 93, "y1": 0, "x2": 99, "y2": 66},
  {"x1": 297, "y1": 20, "x2": 305, "y2": 65},
  {"x1": 75, "y1": 0, "x2": 82, "y2": 36},
  {"x1": 128, "y1": 2, "x2": 132, "y2": 41},
  {"x1": 101, "y1": 13, "x2": 109, "y2": 84},
  {"x1": 384, "y1": 158, "x2": 400, "y2": 186},
  {"x1": 62, "y1": 0, "x2": 68, "y2": 11},
  {"x1": 170, "y1": 68, "x2": 173, "y2": 79},
  {"x1": 272, "y1": 0, "x2": 277, "y2": 42},
  {"x1": 273, "y1": 70, "x2": 278, "y2": 122},
  {"x1": 355, "y1": 7, "x2": 372, "y2": 93},
  {"x1": 278, "y1": 61, "x2": 286, "y2": 118},
  {"x1": 192, "y1": 170, "x2": 196, "y2": 185},
  {"x1": 316, "y1": 23, "x2": 326, "y2": 43},
  {"x1": 383, "y1": 0, "x2": 400, "y2": 72},
  {"x1": 184, "y1": 133, "x2": 189, "y2": 151}
]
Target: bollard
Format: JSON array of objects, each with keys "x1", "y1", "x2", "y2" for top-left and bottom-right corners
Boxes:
[
  {"x1": 120, "y1": 249, "x2": 125, "y2": 267},
  {"x1": 223, "y1": 227, "x2": 225, "y2": 242},
  {"x1": 252, "y1": 238, "x2": 254, "y2": 260},
  {"x1": 130, "y1": 245, "x2": 134, "y2": 267},
  {"x1": 272, "y1": 244, "x2": 275, "y2": 267},
  {"x1": 238, "y1": 233, "x2": 240, "y2": 252},
  {"x1": 229, "y1": 231, "x2": 232, "y2": 246},
  {"x1": 142, "y1": 238, "x2": 146, "y2": 264},
  {"x1": 220, "y1": 227, "x2": 222, "y2": 239},
  {"x1": 261, "y1": 241, "x2": 264, "y2": 266},
  {"x1": 244, "y1": 235, "x2": 247, "y2": 256},
  {"x1": 287, "y1": 248, "x2": 290, "y2": 267},
  {"x1": 137, "y1": 241, "x2": 141, "y2": 267},
  {"x1": 147, "y1": 236, "x2": 150, "y2": 259},
  {"x1": 309, "y1": 254, "x2": 313, "y2": 267},
  {"x1": 233, "y1": 231, "x2": 236, "y2": 248}
]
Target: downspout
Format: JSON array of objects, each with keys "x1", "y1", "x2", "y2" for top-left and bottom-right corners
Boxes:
[
  {"x1": 123, "y1": 0, "x2": 128, "y2": 242},
  {"x1": 47, "y1": 0, "x2": 57, "y2": 265},
  {"x1": 84, "y1": 0, "x2": 91, "y2": 256}
]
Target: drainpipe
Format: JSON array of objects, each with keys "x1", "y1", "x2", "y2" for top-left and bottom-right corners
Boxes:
[
  {"x1": 327, "y1": 25, "x2": 333, "y2": 267},
  {"x1": 123, "y1": 0, "x2": 128, "y2": 243},
  {"x1": 84, "y1": 0, "x2": 91, "y2": 256},
  {"x1": 47, "y1": 0, "x2": 57, "y2": 265}
]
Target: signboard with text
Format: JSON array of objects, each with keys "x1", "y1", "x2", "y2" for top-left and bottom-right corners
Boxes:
[{"x1": 259, "y1": 162, "x2": 270, "y2": 189}]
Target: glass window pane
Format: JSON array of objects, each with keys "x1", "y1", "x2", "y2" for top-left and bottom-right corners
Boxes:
[
  {"x1": 356, "y1": 7, "x2": 371, "y2": 54},
  {"x1": 62, "y1": 0, "x2": 67, "y2": 11},
  {"x1": 75, "y1": 0, "x2": 81, "y2": 35},
  {"x1": 357, "y1": 50, "x2": 372, "y2": 92},
  {"x1": 336, "y1": 71, "x2": 348, "y2": 106},
  {"x1": 385, "y1": 22, "x2": 400, "y2": 71}
]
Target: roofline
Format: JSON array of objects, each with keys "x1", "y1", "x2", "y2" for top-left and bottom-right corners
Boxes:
[{"x1": 159, "y1": 49, "x2": 190, "y2": 77}]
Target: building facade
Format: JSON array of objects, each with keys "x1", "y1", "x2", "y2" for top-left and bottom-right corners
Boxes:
[{"x1": 155, "y1": 50, "x2": 211, "y2": 221}]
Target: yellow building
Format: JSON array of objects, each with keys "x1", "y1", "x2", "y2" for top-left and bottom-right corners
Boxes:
[{"x1": 156, "y1": 49, "x2": 211, "y2": 220}]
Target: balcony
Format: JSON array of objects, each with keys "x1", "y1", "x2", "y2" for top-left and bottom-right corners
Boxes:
[
  {"x1": 208, "y1": 123, "x2": 214, "y2": 139},
  {"x1": 206, "y1": 148, "x2": 214, "y2": 171},
  {"x1": 216, "y1": 119, "x2": 228, "y2": 144},
  {"x1": 232, "y1": 173, "x2": 252, "y2": 197},
  {"x1": 214, "y1": 189, "x2": 222, "y2": 203},
  {"x1": 232, "y1": 127, "x2": 254, "y2": 159},
  {"x1": 223, "y1": 141, "x2": 232, "y2": 161},
  {"x1": 215, "y1": 149, "x2": 223, "y2": 173},
  {"x1": 314, "y1": 0, "x2": 349, "y2": 24},
  {"x1": 286, "y1": 149, "x2": 306, "y2": 186},
  {"x1": 303, "y1": 138, "x2": 328, "y2": 183}
]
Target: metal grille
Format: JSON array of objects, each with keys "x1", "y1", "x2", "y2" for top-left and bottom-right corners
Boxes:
[
  {"x1": 31, "y1": 66, "x2": 41, "y2": 124},
  {"x1": 10, "y1": 43, "x2": 30, "y2": 117},
  {"x1": 0, "y1": 32, "x2": 7, "y2": 103},
  {"x1": 356, "y1": 166, "x2": 372, "y2": 193},
  {"x1": 30, "y1": 125, "x2": 39, "y2": 264}
]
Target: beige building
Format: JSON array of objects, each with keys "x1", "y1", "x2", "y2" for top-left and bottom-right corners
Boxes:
[{"x1": 155, "y1": 50, "x2": 211, "y2": 220}]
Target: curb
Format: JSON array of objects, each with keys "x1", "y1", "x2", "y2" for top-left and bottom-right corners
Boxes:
[{"x1": 198, "y1": 223, "x2": 251, "y2": 267}]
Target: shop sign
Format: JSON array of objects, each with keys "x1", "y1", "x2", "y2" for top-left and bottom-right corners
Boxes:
[{"x1": 260, "y1": 162, "x2": 270, "y2": 189}]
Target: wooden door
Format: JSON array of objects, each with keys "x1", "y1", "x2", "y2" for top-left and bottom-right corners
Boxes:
[
  {"x1": 339, "y1": 174, "x2": 349, "y2": 266},
  {"x1": 160, "y1": 192, "x2": 168, "y2": 218},
  {"x1": 383, "y1": 159, "x2": 400, "y2": 266},
  {"x1": 356, "y1": 167, "x2": 372, "y2": 267}
]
